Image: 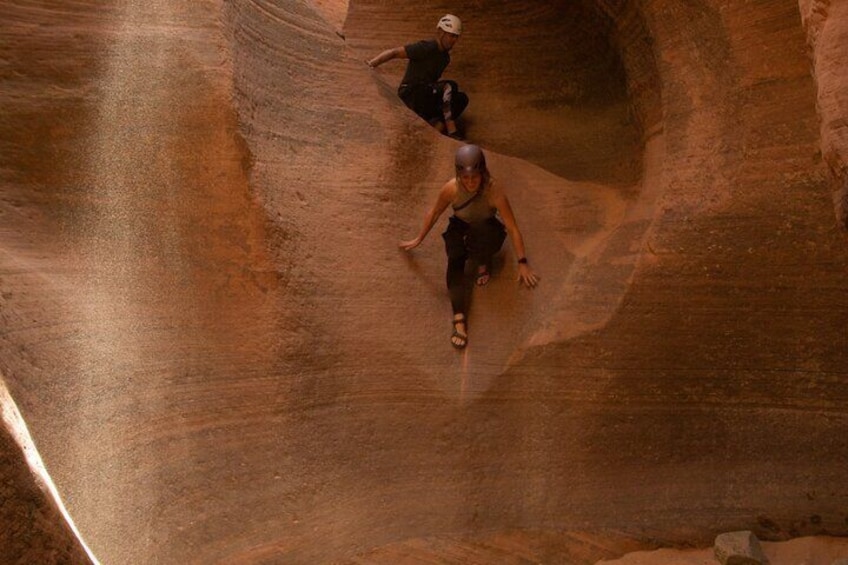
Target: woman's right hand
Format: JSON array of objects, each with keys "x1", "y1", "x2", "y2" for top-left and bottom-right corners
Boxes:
[{"x1": 399, "y1": 237, "x2": 422, "y2": 251}]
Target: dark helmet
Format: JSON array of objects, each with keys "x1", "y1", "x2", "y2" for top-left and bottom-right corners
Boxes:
[{"x1": 455, "y1": 144, "x2": 487, "y2": 174}]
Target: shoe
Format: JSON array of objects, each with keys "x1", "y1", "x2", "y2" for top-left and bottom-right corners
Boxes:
[
  {"x1": 475, "y1": 265, "x2": 490, "y2": 286},
  {"x1": 451, "y1": 314, "x2": 468, "y2": 349}
]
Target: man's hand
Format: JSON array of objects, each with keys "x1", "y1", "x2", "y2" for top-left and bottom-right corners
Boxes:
[{"x1": 399, "y1": 237, "x2": 422, "y2": 251}]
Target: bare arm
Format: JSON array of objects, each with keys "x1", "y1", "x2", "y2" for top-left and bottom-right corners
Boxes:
[
  {"x1": 399, "y1": 180, "x2": 455, "y2": 251},
  {"x1": 367, "y1": 46, "x2": 407, "y2": 68},
  {"x1": 493, "y1": 188, "x2": 540, "y2": 288}
]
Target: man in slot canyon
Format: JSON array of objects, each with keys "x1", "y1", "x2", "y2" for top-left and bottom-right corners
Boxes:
[{"x1": 368, "y1": 14, "x2": 469, "y2": 139}]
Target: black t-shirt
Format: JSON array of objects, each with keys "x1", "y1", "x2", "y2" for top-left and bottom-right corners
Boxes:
[{"x1": 400, "y1": 39, "x2": 450, "y2": 86}]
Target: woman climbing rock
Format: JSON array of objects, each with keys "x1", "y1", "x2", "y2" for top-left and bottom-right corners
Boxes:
[{"x1": 399, "y1": 144, "x2": 539, "y2": 349}]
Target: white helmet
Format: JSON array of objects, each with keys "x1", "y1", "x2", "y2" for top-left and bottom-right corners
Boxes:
[{"x1": 437, "y1": 14, "x2": 462, "y2": 36}]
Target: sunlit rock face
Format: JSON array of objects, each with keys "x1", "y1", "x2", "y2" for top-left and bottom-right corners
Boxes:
[
  {"x1": 1, "y1": 1, "x2": 847, "y2": 564},
  {"x1": 1, "y1": 384, "x2": 93, "y2": 564},
  {"x1": 800, "y1": 0, "x2": 848, "y2": 227}
]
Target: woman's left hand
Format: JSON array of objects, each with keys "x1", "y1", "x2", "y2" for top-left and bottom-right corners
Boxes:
[{"x1": 517, "y1": 263, "x2": 539, "y2": 288}]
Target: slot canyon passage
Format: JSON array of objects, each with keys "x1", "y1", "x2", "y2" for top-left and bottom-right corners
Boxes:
[{"x1": 2, "y1": 0, "x2": 848, "y2": 563}]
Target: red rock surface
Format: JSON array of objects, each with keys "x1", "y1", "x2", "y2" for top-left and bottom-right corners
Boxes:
[
  {"x1": 800, "y1": 0, "x2": 848, "y2": 227},
  {"x1": 600, "y1": 535, "x2": 848, "y2": 565},
  {"x1": 1, "y1": 0, "x2": 847, "y2": 564},
  {"x1": 1, "y1": 380, "x2": 94, "y2": 564}
]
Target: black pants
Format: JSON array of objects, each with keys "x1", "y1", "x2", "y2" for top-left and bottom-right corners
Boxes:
[
  {"x1": 442, "y1": 216, "x2": 507, "y2": 315},
  {"x1": 398, "y1": 80, "x2": 469, "y2": 124}
]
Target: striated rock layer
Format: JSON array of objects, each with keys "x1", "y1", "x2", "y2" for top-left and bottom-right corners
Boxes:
[{"x1": 1, "y1": 0, "x2": 847, "y2": 564}]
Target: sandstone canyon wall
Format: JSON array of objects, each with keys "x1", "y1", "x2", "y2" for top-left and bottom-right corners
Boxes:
[{"x1": 1, "y1": 0, "x2": 847, "y2": 564}]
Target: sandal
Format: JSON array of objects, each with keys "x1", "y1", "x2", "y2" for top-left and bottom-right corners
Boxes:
[
  {"x1": 451, "y1": 314, "x2": 468, "y2": 349},
  {"x1": 475, "y1": 265, "x2": 490, "y2": 286}
]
